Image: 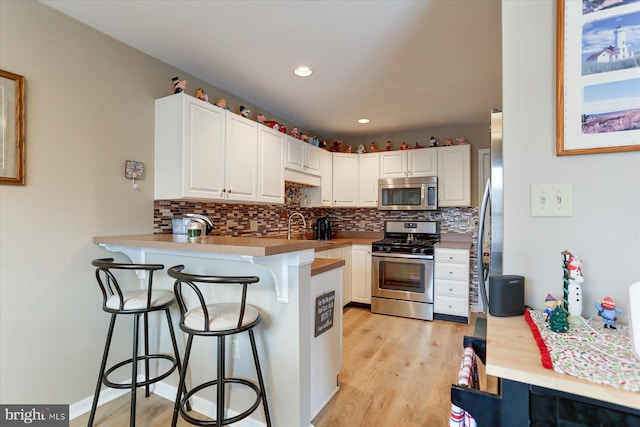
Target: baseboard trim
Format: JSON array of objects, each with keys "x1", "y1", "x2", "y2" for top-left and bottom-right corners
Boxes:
[
  {"x1": 69, "y1": 387, "x2": 129, "y2": 420},
  {"x1": 72, "y1": 379, "x2": 274, "y2": 426}
]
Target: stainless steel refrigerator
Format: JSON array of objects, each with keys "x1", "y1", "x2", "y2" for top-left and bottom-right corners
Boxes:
[{"x1": 478, "y1": 109, "x2": 503, "y2": 313}]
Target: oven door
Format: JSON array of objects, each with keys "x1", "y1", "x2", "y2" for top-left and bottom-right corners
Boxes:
[{"x1": 371, "y1": 253, "x2": 434, "y2": 303}]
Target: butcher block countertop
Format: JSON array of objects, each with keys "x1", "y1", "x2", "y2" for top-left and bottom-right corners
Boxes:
[
  {"x1": 93, "y1": 234, "x2": 380, "y2": 258},
  {"x1": 486, "y1": 314, "x2": 639, "y2": 410},
  {"x1": 311, "y1": 258, "x2": 345, "y2": 276}
]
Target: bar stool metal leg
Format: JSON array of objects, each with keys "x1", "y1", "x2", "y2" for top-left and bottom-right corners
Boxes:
[
  {"x1": 144, "y1": 312, "x2": 151, "y2": 398},
  {"x1": 217, "y1": 336, "x2": 226, "y2": 427},
  {"x1": 164, "y1": 308, "x2": 192, "y2": 412},
  {"x1": 130, "y1": 314, "x2": 140, "y2": 427},
  {"x1": 249, "y1": 329, "x2": 272, "y2": 427},
  {"x1": 172, "y1": 334, "x2": 194, "y2": 427},
  {"x1": 88, "y1": 314, "x2": 117, "y2": 427}
]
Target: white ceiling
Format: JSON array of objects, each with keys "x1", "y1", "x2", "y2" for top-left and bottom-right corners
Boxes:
[{"x1": 41, "y1": 0, "x2": 502, "y2": 139}]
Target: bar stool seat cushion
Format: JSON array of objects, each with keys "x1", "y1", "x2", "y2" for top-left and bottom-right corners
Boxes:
[
  {"x1": 106, "y1": 290, "x2": 174, "y2": 311},
  {"x1": 184, "y1": 303, "x2": 259, "y2": 332}
]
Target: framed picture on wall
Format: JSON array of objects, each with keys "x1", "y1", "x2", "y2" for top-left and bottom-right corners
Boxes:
[
  {"x1": 0, "y1": 69, "x2": 25, "y2": 184},
  {"x1": 556, "y1": 0, "x2": 640, "y2": 156}
]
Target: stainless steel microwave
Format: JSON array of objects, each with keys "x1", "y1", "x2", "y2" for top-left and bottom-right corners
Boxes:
[{"x1": 378, "y1": 176, "x2": 438, "y2": 211}]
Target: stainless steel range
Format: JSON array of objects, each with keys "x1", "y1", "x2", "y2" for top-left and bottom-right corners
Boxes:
[{"x1": 371, "y1": 220, "x2": 440, "y2": 321}]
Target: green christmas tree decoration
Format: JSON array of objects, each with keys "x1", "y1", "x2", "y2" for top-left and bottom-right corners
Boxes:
[{"x1": 549, "y1": 305, "x2": 569, "y2": 333}]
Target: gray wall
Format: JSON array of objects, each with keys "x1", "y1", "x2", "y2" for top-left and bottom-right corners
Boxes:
[
  {"x1": 0, "y1": 0, "x2": 304, "y2": 405},
  {"x1": 502, "y1": 2, "x2": 639, "y2": 316}
]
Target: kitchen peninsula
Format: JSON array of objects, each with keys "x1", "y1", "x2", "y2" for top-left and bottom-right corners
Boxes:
[{"x1": 93, "y1": 234, "x2": 345, "y2": 426}]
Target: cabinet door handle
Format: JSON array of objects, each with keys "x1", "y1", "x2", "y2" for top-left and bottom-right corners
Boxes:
[
  {"x1": 448, "y1": 287, "x2": 453, "y2": 292},
  {"x1": 227, "y1": 189, "x2": 232, "y2": 193}
]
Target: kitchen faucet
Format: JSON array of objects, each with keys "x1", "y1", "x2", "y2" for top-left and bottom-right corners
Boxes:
[{"x1": 287, "y1": 212, "x2": 307, "y2": 240}]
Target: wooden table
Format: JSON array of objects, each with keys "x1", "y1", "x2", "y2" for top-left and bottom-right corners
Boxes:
[{"x1": 479, "y1": 314, "x2": 639, "y2": 425}]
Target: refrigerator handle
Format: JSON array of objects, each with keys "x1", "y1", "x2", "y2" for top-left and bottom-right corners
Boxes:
[{"x1": 478, "y1": 178, "x2": 491, "y2": 313}]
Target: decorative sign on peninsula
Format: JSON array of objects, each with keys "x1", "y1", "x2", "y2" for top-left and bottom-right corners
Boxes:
[{"x1": 314, "y1": 291, "x2": 335, "y2": 337}]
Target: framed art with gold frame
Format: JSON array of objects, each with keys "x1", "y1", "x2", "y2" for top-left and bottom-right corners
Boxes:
[
  {"x1": 556, "y1": 0, "x2": 640, "y2": 156},
  {"x1": 0, "y1": 69, "x2": 25, "y2": 184}
]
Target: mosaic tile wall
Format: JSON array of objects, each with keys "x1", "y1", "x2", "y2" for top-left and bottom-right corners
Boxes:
[{"x1": 154, "y1": 183, "x2": 482, "y2": 309}]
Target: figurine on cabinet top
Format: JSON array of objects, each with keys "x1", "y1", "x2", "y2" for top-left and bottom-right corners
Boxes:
[
  {"x1": 264, "y1": 120, "x2": 286, "y2": 133},
  {"x1": 196, "y1": 88, "x2": 208, "y2": 102},
  {"x1": 238, "y1": 105, "x2": 251, "y2": 118},
  {"x1": 444, "y1": 139, "x2": 453, "y2": 146},
  {"x1": 400, "y1": 142, "x2": 410, "y2": 150},
  {"x1": 290, "y1": 127, "x2": 301, "y2": 139},
  {"x1": 256, "y1": 113, "x2": 265, "y2": 124},
  {"x1": 172, "y1": 77, "x2": 186, "y2": 94},
  {"x1": 300, "y1": 134, "x2": 309, "y2": 142},
  {"x1": 414, "y1": 142, "x2": 424, "y2": 149},
  {"x1": 329, "y1": 141, "x2": 341, "y2": 152},
  {"x1": 346, "y1": 145, "x2": 353, "y2": 153},
  {"x1": 456, "y1": 137, "x2": 469, "y2": 145},
  {"x1": 429, "y1": 136, "x2": 439, "y2": 147},
  {"x1": 215, "y1": 99, "x2": 228, "y2": 109},
  {"x1": 356, "y1": 144, "x2": 366, "y2": 154},
  {"x1": 385, "y1": 141, "x2": 393, "y2": 151},
  {"x1": 370, "y1": 142, "x2": 380, "y2": 152}
]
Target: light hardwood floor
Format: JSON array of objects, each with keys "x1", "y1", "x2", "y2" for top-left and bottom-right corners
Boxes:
[{"x1": 73, "y1": 307, "x2": 483, "y2": 427}]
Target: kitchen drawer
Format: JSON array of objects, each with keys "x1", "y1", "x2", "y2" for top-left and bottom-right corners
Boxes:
[
  {"x1": 435, "y1": 280, "x2": 468, "y2": 298},
  {"x1": 435, "y1": 248, "x2": 469, "y2": 264},
  {"x1": 435, "y1": 296, "x2": 468, "y2": 316},
  {"x1": 435, "y1": 263, "x2": 468, "y2": 281}
]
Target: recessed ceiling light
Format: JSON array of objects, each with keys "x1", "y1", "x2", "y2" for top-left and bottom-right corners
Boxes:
[
  {"x1": 358, "y1": 118, "x2": 370, "y2": 124},
  {"x1": 294, "y1": 66, "x2": 313, "y2": 77}
]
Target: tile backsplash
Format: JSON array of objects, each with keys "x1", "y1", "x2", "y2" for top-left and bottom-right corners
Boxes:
[{"x1": 153, "y1": 183, "x2": 482, "y2": 309}]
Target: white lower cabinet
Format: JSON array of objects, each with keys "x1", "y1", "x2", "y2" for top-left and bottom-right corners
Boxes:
[
  {"x1": 351, "y1": 244, "x2": 372, "y2": 304},
  {"x1": 434, "y1": 246, "x2": 470, "y2": 322}
]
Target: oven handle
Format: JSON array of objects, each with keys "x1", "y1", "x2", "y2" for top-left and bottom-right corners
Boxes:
[{"x1": 371, "y1": 252, "x2": 433, "y2": 260}]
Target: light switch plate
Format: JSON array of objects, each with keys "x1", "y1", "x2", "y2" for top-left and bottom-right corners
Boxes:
[{"x1": 531, "y1": 183, "x2": 572, "y2": 217}]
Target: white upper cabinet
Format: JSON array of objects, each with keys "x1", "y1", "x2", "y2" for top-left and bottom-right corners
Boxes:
[
  {"x1": 379, "y1": 151, "x2": 407, "y2": 178},
  {"x1": 155, "y1": 93, "x2": 281, "y2": 204},
  {"x1": 320, "y1": 150, "x2": 333, "y2": 207},
  {"x1": 225, "y1": 112, "x2": 258, "y2": 202},
  {"x1": 437, "y1": 144, "x2": 471, "y2": 207},
  {"x1": 305, "y1": 144, "x2": 323, "y2": 176},
  {"x1": 358, "y1": 153, "x2": 379, "y2": 207},
  {"x1": 257, "y1": 124, "x2": 285, "y2": 204},
  {"x1": 408, "y1": 148, "x2": 438, "y2": 177},
  {"x1": 332, "y1": 153, "x2": 358, "y2": 207},
  {"x1": 284, "y1": 136, "x2": 322, "y2": 186},
  {"x1": 155, "y1": 93, "x2": 226, "y2": 200},
  {"x1": 379, "y1": 148, "x2": 438, "y2": 179}
]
